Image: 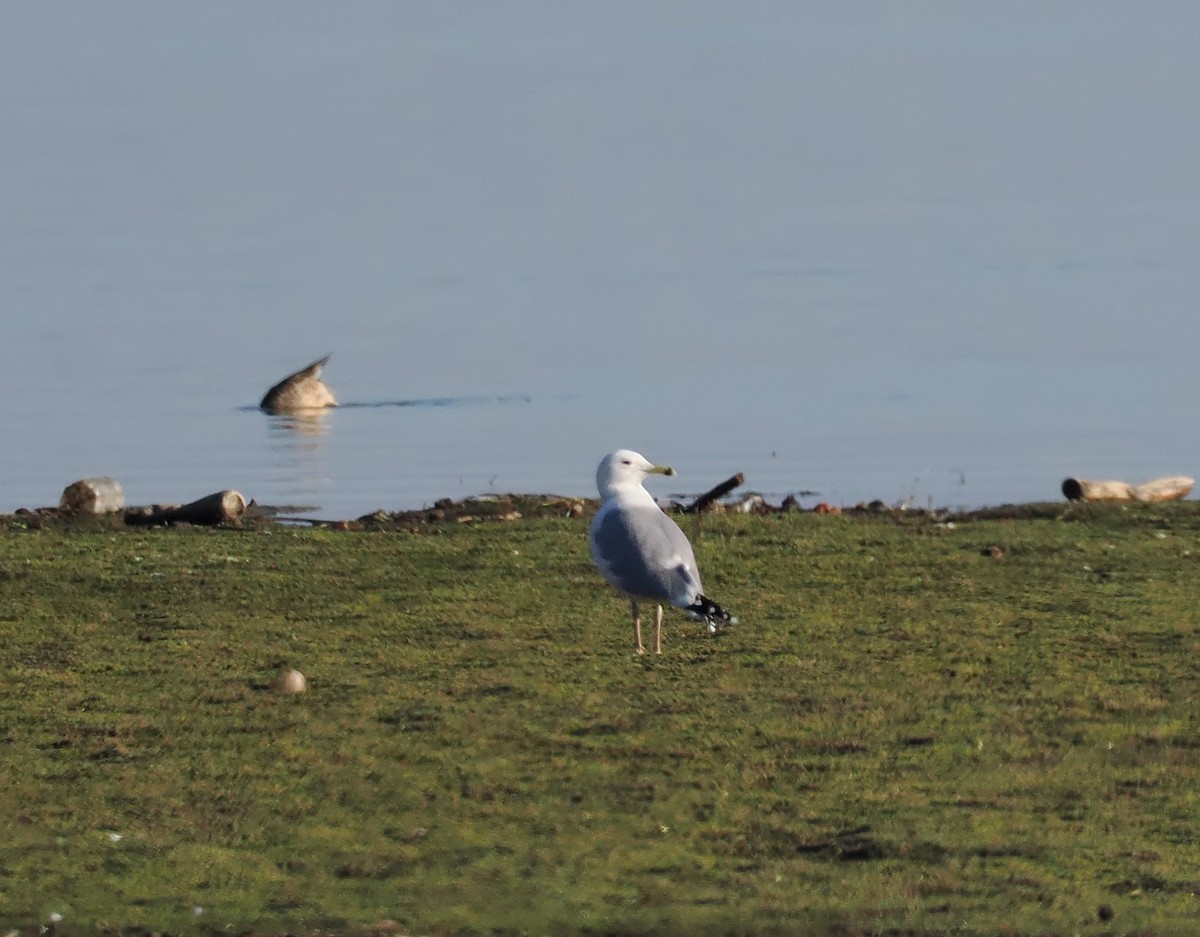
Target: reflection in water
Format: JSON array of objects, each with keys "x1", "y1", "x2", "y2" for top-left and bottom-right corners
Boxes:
[
  {"x1": 270, "y1": 409, "x2": 332, "y2": 437},
  {"x1": 264, "y1": 410, "x2": 332, "y2": 514}
]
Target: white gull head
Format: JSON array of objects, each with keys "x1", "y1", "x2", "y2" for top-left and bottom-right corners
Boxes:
[{"x1": 595, "y1": 449, "x2": 676, "y2": 500}]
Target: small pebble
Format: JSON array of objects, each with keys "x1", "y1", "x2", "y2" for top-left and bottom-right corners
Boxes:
[{"x1": 274, "y1": 668, "x2": 307, "y2": 694}]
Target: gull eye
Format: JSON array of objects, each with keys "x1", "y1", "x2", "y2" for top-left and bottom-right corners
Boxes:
[{"x1": 621, "y1": 459, "x2": 631, "y2": 465}]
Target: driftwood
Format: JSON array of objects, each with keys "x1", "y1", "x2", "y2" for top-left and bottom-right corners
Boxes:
[
  {"x1": 260, "y1": 355, "x2": 337, "y2": 413},
  {"x1": 124, "y1": 490, "x2": 247, "y2": 527},
  {"x1": 60, "y1": 477, "x2": 125, "y2": 514},
  {"x1": 1062, "y1": 479, "x2": 1132, "y2": 501},
  {"x1": 1062, "y1": 475, "x2": 1194, "y2": 503},
  {"x1": 685, "y1": 473, "x2": 745, "y2": 513}
]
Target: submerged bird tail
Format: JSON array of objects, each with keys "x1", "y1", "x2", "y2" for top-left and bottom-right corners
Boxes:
[{"x1": 686, "y1": 595, "x2": 738, "y2": 633}]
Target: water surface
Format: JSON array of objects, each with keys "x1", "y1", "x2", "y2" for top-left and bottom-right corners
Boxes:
[{"x1": 2, "y1": 4, "x2": 1197, "y2": 517}]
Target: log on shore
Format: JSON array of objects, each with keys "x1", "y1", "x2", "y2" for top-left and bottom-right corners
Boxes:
[
  {"x1": 1062, "y1": 475, "x2": 1194, "y2": 503},
  {"x1": 685, "y1": 473, "x2": 746, "y2": 513},
  {"x1": 124, "y1": 490, "x2": 247, "y2": 527},
  {"x1": 60, "y1": 477, "x2": 125, "y2": 514},
  {"x1": 1130, "y1": 476, "x2": 1195, "y2": 502}
]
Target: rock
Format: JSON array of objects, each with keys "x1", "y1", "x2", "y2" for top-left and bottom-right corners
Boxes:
[
  {"x1": 731, "y1": 494, "x2": 768, "y2": 514},
  {"x1": 60, "y1": 477, "x2": 125, "y2": 515},
  {"x1": 273, "y1": 668, "x2": 308, "y2": 694}
]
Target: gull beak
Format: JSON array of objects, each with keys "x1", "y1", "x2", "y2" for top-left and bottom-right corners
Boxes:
[{"x1": 650, "y1": 464, "x2": 676, "y2": 478}]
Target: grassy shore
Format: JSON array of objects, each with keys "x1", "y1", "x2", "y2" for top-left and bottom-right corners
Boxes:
[{"x1": 1, "y1": 501, "x2": 1199, "y2": 936}]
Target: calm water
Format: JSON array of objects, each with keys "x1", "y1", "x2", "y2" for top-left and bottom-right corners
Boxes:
[{"x1": 3, "y1": 4, "x2": 1198, "y2": 518}]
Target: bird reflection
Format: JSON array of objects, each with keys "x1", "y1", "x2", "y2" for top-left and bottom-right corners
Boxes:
[
  {"x1": 263, "y1": 411, "x2": 332, "y2": 514},
  {"x1": 270, "y1": 409, "x2": 332, "y2": 438}
]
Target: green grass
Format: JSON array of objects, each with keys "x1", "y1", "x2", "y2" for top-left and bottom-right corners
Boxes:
[{"x1": 2, "y1": 503, "x2": 1200, "y2": 935}]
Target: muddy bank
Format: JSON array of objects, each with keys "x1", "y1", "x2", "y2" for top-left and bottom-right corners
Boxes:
[
  {"x1": 3, "y1": 490, "x2": 1186, "y2": 533},
  {"x1": 0, "y1": 496, "x2": 1076, "y2": 532}
]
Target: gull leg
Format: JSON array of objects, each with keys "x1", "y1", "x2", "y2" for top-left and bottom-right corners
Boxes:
[
  {"x1": 631, "y1": 599, "x2": 645, "y2": 655},
  {"x1": 654, "y1": 604, "x2": 663, "y2": 655}
]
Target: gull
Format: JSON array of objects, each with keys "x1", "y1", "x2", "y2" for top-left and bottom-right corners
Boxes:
[
  {"x1": 260, "y1": 355, "x2": 337, "y2": 413},
  {"x1": 589, "y1": 449, "x2": 735, "y2": 654}
]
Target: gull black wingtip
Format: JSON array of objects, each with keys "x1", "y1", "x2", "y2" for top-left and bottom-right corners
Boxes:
[{"x1": 686, "y1": 595, "x2": 737, "y2": 629}]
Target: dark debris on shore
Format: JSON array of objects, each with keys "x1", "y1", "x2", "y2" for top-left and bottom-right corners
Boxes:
[
  {"x1": 2, "y1": 489, "x2": 1181, "y2": 534},
  {"x1": 342, "y1": 492, "x2": 1087, "y2": 531}
]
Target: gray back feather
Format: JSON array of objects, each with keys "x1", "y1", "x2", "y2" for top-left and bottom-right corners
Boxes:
[{"x1": 590, "y1": 503, "x2": 702, "y2": 606}]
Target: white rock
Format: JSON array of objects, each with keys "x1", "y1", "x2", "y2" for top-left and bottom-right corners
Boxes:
[{"x1": 274, "y1": 668, "x2": 308, "y2": 694}]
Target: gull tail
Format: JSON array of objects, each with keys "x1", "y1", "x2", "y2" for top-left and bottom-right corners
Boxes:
[{"x1": 686, "y1": 595, "x2": 738, "y2": 633}]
